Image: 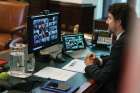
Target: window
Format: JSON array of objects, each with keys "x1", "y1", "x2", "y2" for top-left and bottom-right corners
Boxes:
[
  {"x1": 103, "y1": 0, "x2": 128, "y2": 19},
  {"x1": 135, "y1": 0, "x2": 140, "y2": 17},
  {"x1": 95, "y1": 0, "x2": 128, "y2": 19}
]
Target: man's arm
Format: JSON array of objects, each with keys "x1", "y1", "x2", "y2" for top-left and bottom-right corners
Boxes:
[{"x1": 85, "y1": 60, "x2": 114, "y2": 83}]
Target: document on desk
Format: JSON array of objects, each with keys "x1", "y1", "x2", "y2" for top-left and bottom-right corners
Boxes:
[
  {"x1": 62, "y1": 59, "x2": 86, "y2": 73},
  {"x1": 34, "y1": 67, "x2": 76, "y2": 81}
]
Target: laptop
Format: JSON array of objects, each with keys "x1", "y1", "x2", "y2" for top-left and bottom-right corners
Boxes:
[{"x1": 62, "y1": 34, "x2": 92, "y2": 59}]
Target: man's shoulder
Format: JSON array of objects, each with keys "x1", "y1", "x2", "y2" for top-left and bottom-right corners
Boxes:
[{"x1": 117, "y1": 32, "x2": 128, "y2": 44}]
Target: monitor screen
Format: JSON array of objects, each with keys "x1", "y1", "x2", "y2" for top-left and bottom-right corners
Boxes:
[
  {"x1": 94, "y1": 30, "x2": 112, "y2": 45},
  {"x1": 62, "y1": 34, "x2": 86, "y2": 51},
  {"x1": 27, "y1": 13, "x2": 61, "y2": 53}
]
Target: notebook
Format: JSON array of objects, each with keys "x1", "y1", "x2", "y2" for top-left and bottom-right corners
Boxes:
[
  {"x1": 34, "y1": 67, "x2": 76, "y2": 81},
  {"x1": 62, "y1": 59, "x2": 86, "y2": 73}
]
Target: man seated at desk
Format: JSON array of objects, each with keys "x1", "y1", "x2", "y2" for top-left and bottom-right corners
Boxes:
[{"x1": 84, "y1": 3, "x2": 136, "y2": 93}]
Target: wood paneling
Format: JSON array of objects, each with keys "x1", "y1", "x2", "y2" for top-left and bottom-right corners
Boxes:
[
  {"x1": 49, "y1": 1, "x2": 95, "y2": 33},
  {"x1": 27, "y1": 0, "x2": 49, "y2": 15}
]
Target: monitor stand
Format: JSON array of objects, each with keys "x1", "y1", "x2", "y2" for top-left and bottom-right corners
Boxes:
[
  {"x1": 34, "y1": 51, "x2": 53, "y2": 62},
  {"x1": 34, "y1": 45, "x2": 73, "y2": 63}
]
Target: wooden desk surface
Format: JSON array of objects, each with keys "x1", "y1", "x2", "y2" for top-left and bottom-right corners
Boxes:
[
  {"x1": 31, "y1": 46, "x2": 110, "y2": 93},
  {"x1": 31, "y1": 57, "x2": 89, "y2": 93},
  {"x1": 0, "y1": 44, "x2": 110, "y2": 93}
]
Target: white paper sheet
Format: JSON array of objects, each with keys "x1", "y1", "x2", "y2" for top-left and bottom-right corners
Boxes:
[
  {"x1": 62, "y1": 59, "x2": 86, "y2": 73},
  {"x1": 34, "y1": 67, "x2": 76, "y2": 81}
]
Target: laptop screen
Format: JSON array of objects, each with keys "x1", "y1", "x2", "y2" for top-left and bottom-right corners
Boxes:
[{"x1": 62, "y1": 34, "x2": 86, "y2": 51}]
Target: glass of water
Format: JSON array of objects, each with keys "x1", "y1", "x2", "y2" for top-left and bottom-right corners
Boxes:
[
  {"x1": 26, "y1": 54, "x2": 35, "y2": 73},
  {"x1": 9, "y1": 45, "x2": 26, "y2": 77}
]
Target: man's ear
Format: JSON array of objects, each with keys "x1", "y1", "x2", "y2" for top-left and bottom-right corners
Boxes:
[
  {"x1": 115, "y1": 19, "x2": 122, "y2": 28},
  {"x1": 117, "y1": 20, "x2": 122, "y2": 26}
]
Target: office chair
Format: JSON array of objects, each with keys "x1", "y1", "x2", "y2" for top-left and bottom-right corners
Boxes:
[{"x1": 0, "y1": 1, "x2": 29, "y2": 51}]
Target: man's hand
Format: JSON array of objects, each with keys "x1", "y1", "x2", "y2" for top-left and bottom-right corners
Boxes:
[{"x1": 85, "y1": 53, "x2": 96, "y2": 66}]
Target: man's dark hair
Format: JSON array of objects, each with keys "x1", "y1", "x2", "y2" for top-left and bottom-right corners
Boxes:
[{"x1": 108, "y1": 3, "x2": 135, "y2": 31}]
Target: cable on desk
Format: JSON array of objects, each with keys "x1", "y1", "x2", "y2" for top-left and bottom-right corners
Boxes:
[{"x1": 55, "y1": 49, "x2": 73, "y2": 62}]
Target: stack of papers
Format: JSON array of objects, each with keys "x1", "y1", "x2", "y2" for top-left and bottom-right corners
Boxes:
[
  {"x1": 34, "y1": 67, "x2": 76, "y2": 81},
  {"x1": 62, "y1": 59, "x2": 86, "y2": 73}
]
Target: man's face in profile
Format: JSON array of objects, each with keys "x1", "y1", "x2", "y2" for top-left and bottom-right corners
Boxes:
[{"x1": 106, "y1": 13, "x2": 118, "y2": 34}]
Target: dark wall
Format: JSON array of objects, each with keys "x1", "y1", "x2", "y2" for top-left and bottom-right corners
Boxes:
[
  {"x1": 27, "y1": 0, "x2": 50, "y2": 15},
  {"x1": 25, "y1": 0, "x2": 95, "y2": 33},
  {"x1": 49, "y1": 1, "x2": 95, "y2": 33}
]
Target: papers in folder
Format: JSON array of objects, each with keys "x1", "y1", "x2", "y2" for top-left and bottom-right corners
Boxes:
[
  {"x1": 34, "y1": 67, "x2": 76, "y2": 81},
  {"x1": 62, "y1": 59, "x2": 86, "y2": 73}
]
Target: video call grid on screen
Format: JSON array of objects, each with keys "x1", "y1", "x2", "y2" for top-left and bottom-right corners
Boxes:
[
  {"x1": 62, "y1": 34, "x2": 86, "y2": 51},
  {"x1": 27, "y1": 13, "x2": 60, "y2": 53}
]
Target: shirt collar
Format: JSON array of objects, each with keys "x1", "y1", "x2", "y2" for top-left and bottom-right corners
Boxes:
[{"x1": 116, "y1": 31, "x2": 124, "y2": 40}]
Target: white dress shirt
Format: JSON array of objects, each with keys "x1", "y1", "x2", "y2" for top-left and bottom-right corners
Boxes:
[{"x1": 116, "y1": 31, "x2": 124, "y2": 40}]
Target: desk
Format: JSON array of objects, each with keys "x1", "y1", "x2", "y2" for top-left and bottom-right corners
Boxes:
[{"x1": 0, "y1": 44, "x2": 110, "y2": 93}]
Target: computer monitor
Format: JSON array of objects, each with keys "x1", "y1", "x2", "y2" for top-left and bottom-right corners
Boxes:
[
  {"x1": 27, "y1": 12, "x2": 61, "y2": 54},
  {"x1": 62, "y1": 34, "x2": 86, "y2": 51},
  {"x1": 92, "y1": 30, "x2": 112, "y2": 50}
]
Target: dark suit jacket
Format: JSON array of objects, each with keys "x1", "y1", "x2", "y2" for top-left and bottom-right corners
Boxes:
[{"x1": 85, "y1": 32, "x2": 127, "y2": 93}]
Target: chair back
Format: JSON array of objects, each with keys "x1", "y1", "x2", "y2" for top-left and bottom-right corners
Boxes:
[{"x1": 0, "y1": 1, "x2": 29, "y2": 32}]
